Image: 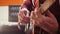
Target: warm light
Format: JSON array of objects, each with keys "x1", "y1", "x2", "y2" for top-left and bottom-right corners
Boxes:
[{"x1": 0, "y1": 0, "x2": 23, "y2": 6}]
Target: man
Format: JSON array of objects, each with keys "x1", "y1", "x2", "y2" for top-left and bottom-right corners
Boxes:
[{"x1": 18, "y1": 0, "x2": 58, "y2": 34}]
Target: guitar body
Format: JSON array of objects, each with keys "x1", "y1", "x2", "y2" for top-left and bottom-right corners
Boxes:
[{"x1": 34, "y1": 26, "x2": 40, "y2": 34}]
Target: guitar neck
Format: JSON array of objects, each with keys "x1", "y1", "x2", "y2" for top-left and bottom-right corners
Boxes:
[{"x1": 39, "y1": 0, "x2": 55, "y2": 13}]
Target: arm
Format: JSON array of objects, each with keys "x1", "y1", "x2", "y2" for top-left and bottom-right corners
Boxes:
[
  {"x1": 18, "y1": 0, "x2": 31, "y2": 30},
  {"x1": 39, "y1": 10, "x2": 58, "y2": 34},
  {"x1": 31, "y1": 8, "x2": 58, "y2": 34}
]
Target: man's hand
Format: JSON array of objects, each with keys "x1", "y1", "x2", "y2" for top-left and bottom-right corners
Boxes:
[
  {"x1": 30, "y1": 8, "x2": 44, "y2": 25},
  {"x1": 30, "y1": 8, "x2": 58, "y2": 34},
  {"x1": 18, "y1": 8, "x2": 30, "y2": 30}
]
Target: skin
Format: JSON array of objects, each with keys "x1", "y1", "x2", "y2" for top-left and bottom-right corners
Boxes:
[
  {"x1": 31, "y1": 8, "x2": 58, "y2": 34},
  {"x1": 18, "y1": 0, "x2": 58, "y2": 34}
]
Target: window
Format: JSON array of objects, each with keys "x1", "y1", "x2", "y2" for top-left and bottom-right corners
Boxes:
[{"x1": 9, "y1": 5, "x2": 20, "y2": 22}]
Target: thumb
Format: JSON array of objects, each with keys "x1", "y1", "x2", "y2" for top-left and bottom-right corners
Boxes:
[
  {"x1": 30, "y1": 11, "x2": 36, "y2": 20},
  {"x1": 18, "y1": 22, "x2": 21, "y2": 30},
  {"x1": 20, "y1": 8, "x2": 30, "y2": 17},
  {"x1": 34, "y1": 8, "x2": 42, "y2": 18}
]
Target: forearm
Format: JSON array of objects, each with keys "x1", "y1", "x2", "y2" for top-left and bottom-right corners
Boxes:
[{"x1": 39, "y1": 17, "x2": 58, "y2": 34}]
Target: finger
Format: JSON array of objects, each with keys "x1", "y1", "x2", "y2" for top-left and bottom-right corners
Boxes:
[
  {"x1": 18, "y1": 22, "x2": 21, "y2": 30},
  {"x1": 20, "y1": 11, "x2": 26, "y2": 17},
  {"x1": 34, "y1": 8, "x2": 42, "y2": 18},
  {"x1": 21, "y1": 10, "x2": 29, "y2": 17},
  {"x1": 18, "y1": 11, "x2": 26, "y2": 20},
  {"x1": 20, "y1": 8, "x2": 30, "y2": 17},
  {"x1": 35, "y1": 0, "x2": 39, "y2": 8},
  {"x1": 30, "y1": 11, "x2": 36, "y2": 19},
  {"x1": 18, "y1": 14, "x2": 24, "y2": 20},
  {"x1": 23, "y1": 17, "x2": 30, "y2": 23},
  {"x1": 18, "y1": 25, "x2": 21, "y2": 30},
  {"x1": 33, "y1": 20, "x2": 39, "y2": 26},
  {"x1": 46, "y1": 10, "x2": 55, "y2": 18},
  {"x1": 18, "y1": 12, "x2": 30, "y2": 23}
]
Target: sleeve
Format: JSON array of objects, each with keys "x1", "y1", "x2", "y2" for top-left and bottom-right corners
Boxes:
[{"x1": 20, "y1": 0, "x2": 31, "y2": 9}]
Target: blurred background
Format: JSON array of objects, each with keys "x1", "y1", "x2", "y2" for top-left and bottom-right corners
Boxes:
[
  {"x1": 0, "y1": 0, "x2": 23, "y2": 34},
  {"x1": 0, "y1": 0, "x2": 60, "y2": 34}
]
